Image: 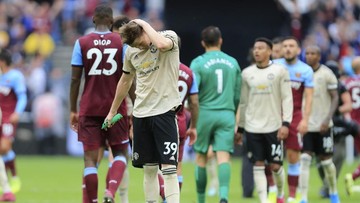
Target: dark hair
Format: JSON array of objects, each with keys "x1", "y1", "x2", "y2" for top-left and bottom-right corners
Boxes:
[
  {"x1": 119, "y1": 21, "x2": 143, "y2": 46},
  {"x1": 112, "y1": 15, "x2": 130, "y2": 31},
  {"x1": 0, "y1": 49, "x2": 12, "y2": 66},
  {"x1": 255, "y1": 37, "x2": 273, "y2": 49},
  {"x1": 93, "y1": 4, "x2": 113, "y2": 25},
  {"x1": 201, "y1": 26, "x2": 221, "y2": 47},
  {"x1": 272, "y1": 36, "x2": 283, "y2": 44},
  {"x1": 282, "y1": 36, "x2": 301, "y2": 47}
]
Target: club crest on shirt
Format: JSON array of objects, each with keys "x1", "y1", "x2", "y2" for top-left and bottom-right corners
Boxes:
[
  {"x1": 133, "y1": 152, "x2": 139, "y2": 160},
  {"x1": 267, "y1": 73, "x2": 275, "y2": 80},
  {"x1": 295, "y1": 72, "x2": 302, "y2": 78}
]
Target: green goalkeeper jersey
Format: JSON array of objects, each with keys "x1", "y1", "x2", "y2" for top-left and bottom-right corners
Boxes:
[{"x1": 190, "y1": 50, "x2": 241, "y2": 111}]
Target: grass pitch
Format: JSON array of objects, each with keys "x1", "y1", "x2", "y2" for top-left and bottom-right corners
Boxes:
[{"x1": 14, "y1": 156, "x2": 360, "y2": 203}]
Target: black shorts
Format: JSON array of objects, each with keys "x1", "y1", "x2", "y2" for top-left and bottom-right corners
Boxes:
[
  {"x1": 132, "y1": 110, "x2": 179, "y2": 168},
  {"x1": 302, "y1": 129, "x2": 334, "y2": 156},
  {"x1": 245, "y1": 130, "x2": 283, "y2": 165}
]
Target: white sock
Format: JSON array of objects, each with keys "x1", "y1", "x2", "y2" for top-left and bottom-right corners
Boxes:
[
  {"x1": 299, "y1": 153, "x2": 312, "y2": 201},
  {"x1": 254, "y1": 166, "x2": 267, "y2": 203},
  {"x1": 143, "y1": 164, "x2": 159, "y2": 203},
  {"x1": 0, "y1": 159, "x2": 11, "y2": 193},
  {"x1": 321, "y1": 158, "x2": 337, "y2": 194},
  {"x1": 162, "y1": 165, "x2": 180, "y2": 203},
  {"x1": 118, "y1": 167, "x2": 129, "y2": 203},
  {"x1": 273, "y1": 166, "x2": 285, "y2": 197}
]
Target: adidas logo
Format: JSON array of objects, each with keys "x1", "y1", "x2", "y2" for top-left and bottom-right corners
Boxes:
[{"x1": 170, "y1": 156, "x2": 175, "y2": 161}]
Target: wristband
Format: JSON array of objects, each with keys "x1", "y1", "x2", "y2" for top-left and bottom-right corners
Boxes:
[
  {"x1": 237, "y1": 126, "x2": 244, "y2": 133},
  {"x1": 282, "y1": 121, "x2": 290, "y2": 128}
]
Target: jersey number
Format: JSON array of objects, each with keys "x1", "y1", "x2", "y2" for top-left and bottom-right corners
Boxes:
[
  {"x1": 87, "y1": 48, "x2": 118, "y2": 76},
  {"x1": 178, "y1": 80, "x2": 188, "y2": 102},
  {"x1": 271, "y1": 144, "x2": 282, "y2": 157},
  {"x1": 163, "y1": 142, "x2": 177, "y2": 155},
  {"x1": 351, "y1": 87, "x2": 360, "y2": 109},
  {"x1": 215, "y1": 69, "x2": 223, "y2": 94}
]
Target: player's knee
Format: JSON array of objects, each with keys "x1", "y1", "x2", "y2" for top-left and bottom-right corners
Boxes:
[
  {"x1": 143, "y1": 164, "x2": 158, "y2": 177},
  {"x1": 300, "y1": 153, "x2": 312, "y2": 168}
]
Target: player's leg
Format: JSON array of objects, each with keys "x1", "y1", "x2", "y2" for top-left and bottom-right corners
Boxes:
[
  {"x1": 265, "y1": 131, "x2": 285, "y2": 203},
  {"x1": 0, "y1": 135, "x2": 15, "y2": 201},
  {"x1": 103, "y1": 119, "x2": 129, "y2": 202},
  {"x1": 298, "y1": 132, "x2": 314, "y2": 203},
  {"x1": 285, "y1": 118, "x2": 302, "y2": 202},
  {"x1": 266, "y1": 164, "x2": 277, "y2": 203},
  {"x1": 132, "y1": 115, "x2": 160, "y2": 202},
  {"x1": 78, "y1": 116, "x2": 104, "y2": 203},
  {"x1": 212, "y1": 110, "x2": 235, "y2": 203},
  {"x1": 194, "y1": 109, "x2": 213, "y2": 203},
  {"x1": 177, "y1": 112, "x2": 187, "y2": 191},
  {"x1": 245, "y1": 131, "x2": 267, "y2": 203},
  {"x1": 317, "y1": 130, "x2": 340, "y2": 203},
  {"x1": 206, "y1": 148, "x2": 218, "y2": 197},
  {"x1": 241, "y1": 136, "x2": 254, "y2": 198}
]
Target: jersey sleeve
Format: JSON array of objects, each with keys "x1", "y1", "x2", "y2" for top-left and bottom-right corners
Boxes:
[
  {"x1": 280, "y1": 67, "x2": 293, "y2": 124},
  {"x1": 238, "y1": 70, "x2": 248, "y2": 128},
  {"x1": 190, "y1": 59, "x2": 201, "y2": 89},
  {"x1": 190, "y1": 72, "x2": 199, "y2": 94},
  {"x1": 304, "y1": 67, "x2": 314, "y2": 88},
  {"x1": 123, "y1": 48, "x2": 135, "y2": 73},
  {"x1": 71, "y1": 40, "x2": 83, "y2": 66},
  {"x1": 327, "y1": 69, "x2": 338, "y2": 90},
  {"x1": 13, "y1": 72, "x2": 27, "y2": 114},
  {"x1": 234, "y1": 63, "x2": 242, "y2": 109}
]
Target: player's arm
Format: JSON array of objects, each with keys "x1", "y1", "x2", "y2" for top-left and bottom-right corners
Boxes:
[
  {"x1": 234, "y1": 64, "x2": 242, "y2": 109},
  {"x1": 107, "y1": 72, "x2": 135, "y2": 122},
  {"x1": 339, "y1": 87, "x2": 352, "y2": 114},
  {"x1": 279, "y1": 68, "x2": 293, "y2": 140},
  {"x1": 321, "y1": 73, "x2": 339, "y2": 133},
  {"x1": 186, "y1": 72, "x2": 199, "y2": 145},
  {"x1": 132, "y1": 19, "x2": 174, "y2": 52},
  {"x1": 236, "y1": 71, "x2": 248, "y2": 144},
  {"x1": 11, "y1": 73, "x2": 27, "y2": 124},
  {"x1": 298, "y1": 68, "x2": 314, "y2": 135}
]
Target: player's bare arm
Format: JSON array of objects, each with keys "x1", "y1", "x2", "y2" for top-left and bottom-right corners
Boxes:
[
  {"x1": 106, "y1": 72, "x2": 135, "y2": 126},
  {"x1": 320, "y1": 89, "x2": 339, "y2": 134},
  {"x1": 69, "y1": 66, "x2": 83, "y2": 132},
  {"x1": 339, "y1": 91, "x2": 352, "y2": 114},
  {"x1": 298, "y1": 87, "x2": 313, "y2": 135},
  {"x1": 186, "y1": 94, "x2": 199, "y2": 145},
  {"x1": 132, "y1": 19, "x2": 173, "y2": 52}
]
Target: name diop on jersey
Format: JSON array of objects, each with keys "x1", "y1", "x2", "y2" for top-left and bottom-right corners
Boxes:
[
  {"x1": 179, "y1": 69, "x2": 189, "y2": 80},
  {"x1": 345, "y1": 80, "x2": 360, "y2": 89},
  {"x1": 204, "y1": 58, "x2": 234, "y2": 69},
  {"x1": 93, "y1": 39, "x2": 111, "y2": 46}
]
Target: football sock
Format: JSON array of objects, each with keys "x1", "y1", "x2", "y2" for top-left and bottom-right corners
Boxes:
[
  {"x1": 254, "y1": 166, "x2": 267, "y2": 203},
  {"x1": 265, "y1": 165, "x2": 276, "y2": 187},
  {"x1": 287, "y1": 162, "x2": 300, "y2": 198},
  {"x1": 195, "y1": 166, "x2": 206, "y2": 203},
  {"x1": 84, "y1": 167, "x2": 98, "y2": 203},
  {"x1": 143, "y1": 164, "x2": 159, "y2": 203},
  {"x1": 299, "y1": 153, "x2": 312, "y2": 201},
  {"x1": 82, "y1": 177, "x2": 89, "y2": 203},
  {"x1": 273, "y1": 166, "x2": 285, "y2": 197},
  {"x1": 178, "y1": 175, "x2": 183, "y2": 191},
  {"x1": 352, "y1": 165, "x2": 360, "y2": 180},
  {"x1": 107, "y1": 155, "x2": 127, "y2": 196},
  {"x1": 158, "y1": 173, "x2": 165, "y2": 200},
  {"x1": 162, "y1": 165, "x2": 180, "y2": 203},
  {"x1": 321, "y1": 158, "x2": 337, "y2": 194},
  {"x1": 0, "y1": 159, "x2": 11, "y2": 193},
  {"x1": 118, "y1": 167, "x2": 129, "y2": 203},
  {"x1": 218, "y1": 163, "x2": 230, "y2": 200}
]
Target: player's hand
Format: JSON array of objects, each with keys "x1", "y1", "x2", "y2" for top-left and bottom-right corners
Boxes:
[
  {"x1": 234, "y1": 132, "x2": 243, "y2": 145},
  {"x1": 104, "y1": 112, "x2": 116, "y2": 129},
  {"x1": 297, "y1": 119, "x2": 308, "y2": 136},
  {"x1": 186, "y1": 127, "x2": 197, "y2": 146},
  {"x1": 277, "y1": 126, "x2": 289, "y2": 140},
  {"x1": 9, "y1": 112, "x2": 20, "y2": 124},
  {"x1": 131, "y1": 19, "x2": 146, "y2": 27},
  {"x1": 70, "y1": 112, "x2": 79, "y2": 133}
]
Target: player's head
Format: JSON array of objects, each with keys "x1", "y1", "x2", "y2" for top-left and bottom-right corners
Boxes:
[
  {"x1": 92, "y1": 4, "x2": 113, "y2": 28},
  {"x1": 282, "y1": 36, "x2": 301, "y2": 63},
  {"x1": 201, "y1": 26, "x2": 222, "y2": 48},
  {"x1": 119, "y1": 21, "x2": 149, "y2": 49},
  {"x1": 352, "y1": 56, "x2": 360, "y2": 74},
  {"x1": 325, "y1": 60, "x2": 340, "y2": 79},
  {"x1": 253, "y1": 37, "x2": 272, "y2": 64},
  {"x1": 112, "y1": 15, "x2": 130, "y2": 33},
  {"x1": 0, "y1": 49, "x2": 12, "y2": 67},
  {"x1": 271, "y1": 36, "x2": 284, "y2": 59},
  {"x1": 304, "y1": 45, "x2": 321, "y2": 68}
]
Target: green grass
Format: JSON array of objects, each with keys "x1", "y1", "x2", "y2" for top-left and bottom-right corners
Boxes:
[{"x1": 14, "y1": 156, "x2": 360, "y2": 202}]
